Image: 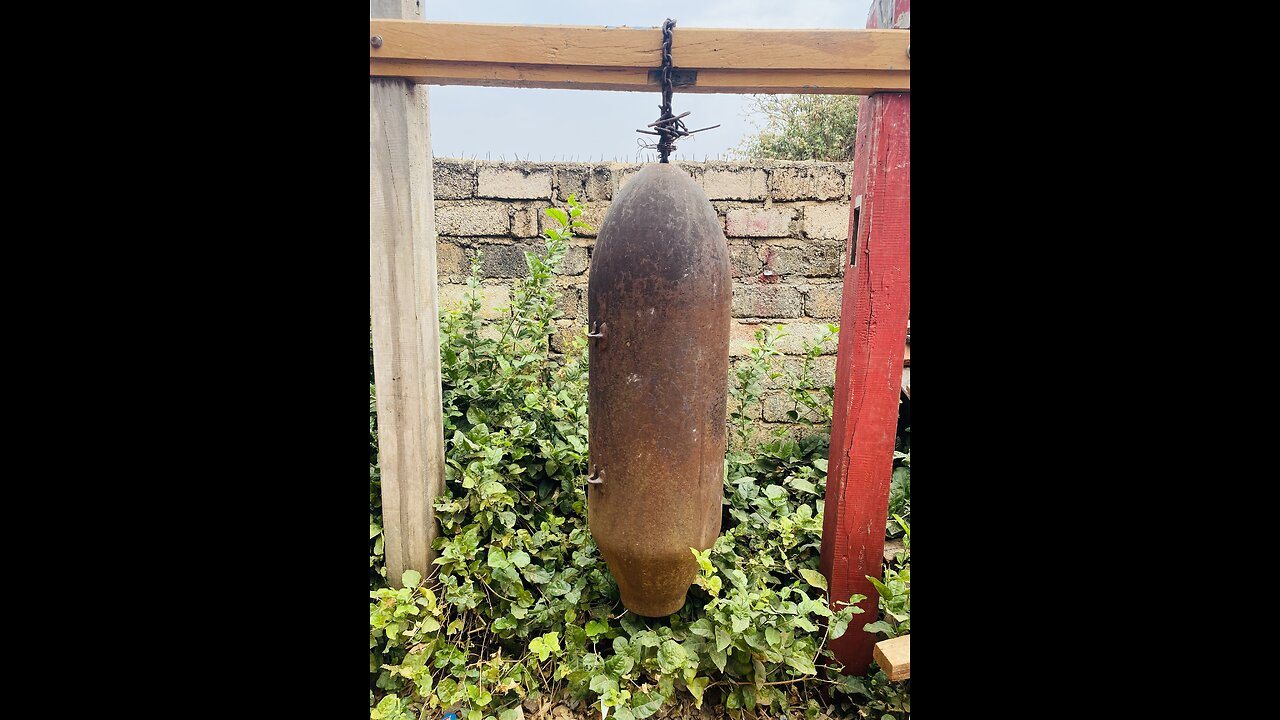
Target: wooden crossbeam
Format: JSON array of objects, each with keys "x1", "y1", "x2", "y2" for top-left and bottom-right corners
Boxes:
[{"x1": 369, "y1": 21, "x2": 910, "y2": 94}]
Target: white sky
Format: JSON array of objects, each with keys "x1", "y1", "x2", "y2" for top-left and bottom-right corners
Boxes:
[{"x1": 424, "y1": 0, "x2": 874, "y2": 162}]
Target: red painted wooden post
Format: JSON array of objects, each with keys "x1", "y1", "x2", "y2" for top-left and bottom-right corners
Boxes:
[{"x1": 819, "y1": 0, "x2": 911, "y2": 676}]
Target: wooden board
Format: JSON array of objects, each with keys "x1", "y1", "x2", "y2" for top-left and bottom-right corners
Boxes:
[
  {"x1": 873, "y1": 635, "x2": 911, "y2": 680},
  {"x1": 819, "y1": 0, "x2": 911, "y2": 676},
  {"x1": 369, "y1": 0, "x2": 446, "y2": 588},
  {"x1": 369, "y1": 21, "x2": 909, "y2": 94}
]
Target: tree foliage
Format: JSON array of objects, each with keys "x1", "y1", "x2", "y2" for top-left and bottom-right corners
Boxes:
[{"x1": 733, "y1": 95, "x2": 860, "y2": 162}]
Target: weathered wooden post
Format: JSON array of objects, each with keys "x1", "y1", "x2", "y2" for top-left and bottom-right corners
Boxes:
[
  {"x1": 818, "y1": 0, "x2": 911, "y2": 675},
  {"x1": 369, "y1": 0, "x2": 446, "y2": 587}
]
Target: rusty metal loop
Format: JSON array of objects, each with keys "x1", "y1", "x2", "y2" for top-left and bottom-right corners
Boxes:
[
  {"x1": 586, "y1": 320, "x2": 606, "y2": 338},
  {"x1": 587, "y1": 466, "x2": 604, "y2": 485}
]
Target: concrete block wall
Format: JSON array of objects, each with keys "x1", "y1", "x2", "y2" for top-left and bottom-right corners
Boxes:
[{"x1": 433, "y1": 158, "x2": 853, "y2": 440}]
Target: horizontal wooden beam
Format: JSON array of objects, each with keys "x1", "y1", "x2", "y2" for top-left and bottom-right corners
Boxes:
[{"x1": 369, "y1": 21, "x2": 910, "y2": 94}]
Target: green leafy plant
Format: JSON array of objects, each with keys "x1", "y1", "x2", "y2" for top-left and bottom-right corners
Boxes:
[
  {"x1": 887, "y1": 428, "x2": 910, "y2": 538},
  {"x1": 864, "y1": 515, "x2": 910, "y2": 639},
  {"x1": 371, "y1": 324, "x2": 386, "y2": 590},
  {"x1": 370, "y1": 194, "x2": 910, "y2": 718}
]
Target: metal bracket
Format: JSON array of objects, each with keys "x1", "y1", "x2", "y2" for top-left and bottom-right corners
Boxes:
[{"x1": 647, "y1": 68, "x2": 698, "y2": 87}]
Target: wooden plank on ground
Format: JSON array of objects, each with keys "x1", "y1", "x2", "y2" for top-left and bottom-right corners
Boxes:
[
  {"x1": 873, "y1": 635, "x2": 911, "y2": 680},
  {"x1": 819, "y1": 0, "x2": 911, "y2": 677},
  {"x1": 368, "y1": 21, "x2": 909, "y2": 94},
  {"x1": 370, "y1": 0, "x2": 445, "y2": 588}
]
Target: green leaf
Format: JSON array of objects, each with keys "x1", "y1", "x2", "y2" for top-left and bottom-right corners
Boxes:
[
  {"x1": 866, "y1": 575, "x2": 893, "y2": 600},
  {"x1": 657, "y1": 639, "x2": 688, "y2": 673},
  {"x1": 833, "y1": 674, "x2": 871, "y2": 697},
  {"x1": 863, "y1": 620, "x2": 898, "y2": 637},
  {"x1": 688, "y1": 618, "x2": 714, "y2": 638},
  {"x1": 545, "y1": 207, "x2": 570, "y2": 227},
  {"x1": 509, "y1": 550, "x2": 531, "y2": 568},
  {"x1": 715, "y1": 626, "x2": 732, "y2": 653},
  {"x1": 828, "y1": 612, "x2": 851, "y2": 639},
  {"x1": 591, "y1": 674, "x2": 619, "y2": 695},
  {"x1": 725, "y1": 688, "x2": 742, "y2": 710},
  {"x1": 709, "y1": 645, "x2": 727, "y2": 673},
  {"x1": 586, "y1": 620, "x2": 610, "y2": 638},
  {"x1": 790, "y1": 478, "x2": 818, "y2": 494},
  {"x1": 765, "y1": 627, "x2": 781, "y2": 647},
  {"x1": 401, "y1": 569, "x2": 422, "y2": 588},
  {"x1": 686, "y1": 677, "x2": 709, "y2": 708},
  {"x1": 799, "y1": 568, "x2": 828, "y2": 592},
  {"x1": 786, "y1": 652, "x2": 816, "y2": 675},
  {"x1": 530, "y1": 631, "x2": 561, "y2": 661},
  {"x1": 690, "y1": 547, "x2": 712, "y2": 573},
  {"x1": 631, "y1": 692, "x2": 663, "y2": 719}
]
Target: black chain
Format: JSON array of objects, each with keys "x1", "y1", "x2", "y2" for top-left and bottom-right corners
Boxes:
[{"x1": 636, "y1": 18, "x2": 717, "y2": 163}]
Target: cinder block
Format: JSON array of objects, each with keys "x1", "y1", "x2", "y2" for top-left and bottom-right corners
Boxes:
[
  {"x1": 730, "y1": 321, "x2": 777, "y2": 357},
  {"x1": 477, "y1": 166, "x2": 553, "y2": 199},
  {"x1": 804, "y1": 284, "x2": 844, "y2": 319},
  {"x1": 732, "y1": 283, "x2": 804, "y2": 318},
  {"x1": 774, "y1": 323, "x2": 840, "y2": 355},
  {"x1": 551, "y1": 320, "x2": 586, "y2": 354},
  {"x1": 433, "y1": 159, "x2": 476, "y2": 199},
  {"x1": 479, "y1": 242, "x2": 536, "y2": 278},
  {"x1": 802, "y1": 203, "x2": 853, "y2": 241},
  {"x1": 556, "y1": 164, "x2": 616, "y2": 202},
  {"x1": 437, "y1": 282, "x2": 511, "y2": 319},
  {"x1": 555, "y1": 284, "x2": 583, "y2": 321},
  {"x1": 769, "y1": 164, "x2": 848, "y2": 201},
  {"x1": 702, "y1": 168, "x2": 767, "y2": 200},
  {"x1": 511, "y1": 206, "x2": 542, "y2": 238},
  {"x1": 729, "y1": 242, "x2": 760, "y2": 278},
  {"x1": 762, "y1": 392, "x2": 824, "y2": 423},
  {"x1": 435, "y1": 201, "x2": 510, "y2": 236},
  {"x1": 726, "y1": 208, "x2": 796, "y2": 238},
  {"x1": 557, "y1": 247, "x2": 589, "y2": 276},
  {"x1": 435, "y1": 240, "x2": 471, "y2": 278},
  {"x1": 554, "y1": 165, "x2": 588, "y2": 202},
  {"x1": 764, "y1": 243, "x2": 843, "y2": 277}
]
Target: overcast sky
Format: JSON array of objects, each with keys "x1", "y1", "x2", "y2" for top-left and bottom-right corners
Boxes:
[{"x1": 424, "y1": 0, "x2": 873, "y2": 162}]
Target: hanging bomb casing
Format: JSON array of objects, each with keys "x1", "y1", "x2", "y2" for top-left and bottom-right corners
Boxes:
[{"x1": 586, "y1": 163, "x2": 731, "y2": 617}]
